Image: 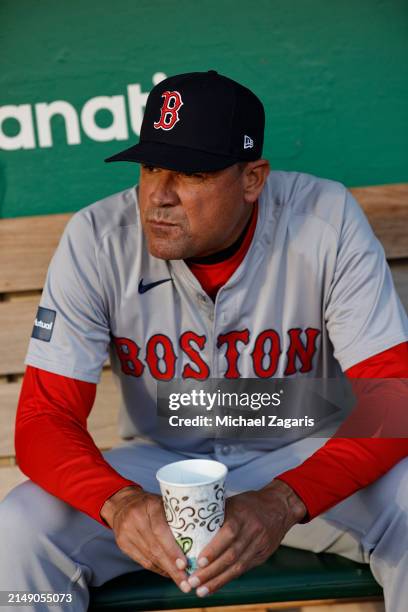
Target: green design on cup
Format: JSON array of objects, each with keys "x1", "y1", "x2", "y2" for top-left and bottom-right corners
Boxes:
[
  {"x1": 176, "y1": 536, "x2": 193, "y2": 554},
  {"x1": 187, "y1": 556, "x2": 198, "y2": 573}
]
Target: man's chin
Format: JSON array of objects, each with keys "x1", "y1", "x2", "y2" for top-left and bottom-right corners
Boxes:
[{"x1": 147, "y1": 241, "x2": 190, "y2": 261}]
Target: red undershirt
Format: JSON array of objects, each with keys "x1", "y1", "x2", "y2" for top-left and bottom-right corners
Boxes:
[
  {"x1": 15, "y1": 202, "x2": 408, "y2": 527},
  {"x1": 186, "y1": 201, "x2": 259, "y2": 300}
]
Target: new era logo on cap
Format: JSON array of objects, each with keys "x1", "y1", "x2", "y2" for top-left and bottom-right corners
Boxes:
[{"x1": 244, "y1": 135, "x2": 254, "y2": 149}]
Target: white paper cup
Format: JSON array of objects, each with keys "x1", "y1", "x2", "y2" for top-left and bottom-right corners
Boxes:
[{"x1": 156, "y1": 459, "x2": 228, "y2": 573}]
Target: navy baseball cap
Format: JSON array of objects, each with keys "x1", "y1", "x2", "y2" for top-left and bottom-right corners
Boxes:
[{"x1": 104, "y1": 70, "x2": 265, "y2": 173}]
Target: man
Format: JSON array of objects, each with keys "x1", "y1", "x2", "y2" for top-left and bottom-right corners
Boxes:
[{"x1": 1, "y1": 70, "x2": 408, "y2": 611}]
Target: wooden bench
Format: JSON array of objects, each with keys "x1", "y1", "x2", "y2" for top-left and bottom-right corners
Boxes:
[{"x1": 1, "y1": 183, "x2": 407, "y2": 611}]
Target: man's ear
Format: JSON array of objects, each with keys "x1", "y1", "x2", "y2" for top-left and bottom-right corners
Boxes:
[{"x1": 242, "y1": 159, "x2": 270, "y2": 203}]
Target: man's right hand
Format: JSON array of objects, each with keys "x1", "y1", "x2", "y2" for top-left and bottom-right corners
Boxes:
[{"x1": 100, "y1": 485, "x2": 191, "y2": 592}]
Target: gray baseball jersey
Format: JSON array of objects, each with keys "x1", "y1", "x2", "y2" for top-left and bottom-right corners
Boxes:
[{"x1": 25, "y1": 171, "x2": 408, "y2": 453}]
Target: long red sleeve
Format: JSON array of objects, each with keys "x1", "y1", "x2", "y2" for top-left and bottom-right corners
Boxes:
[
  {"x1": 15, "y1": 365, "x2": 140, "y2": 527},
  {"x1": 276, "y1": 341, "x2": 408, "y2": 521}
]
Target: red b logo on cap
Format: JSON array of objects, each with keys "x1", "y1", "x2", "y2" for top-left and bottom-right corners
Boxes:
[{"x1": 153, "y1": 91, "x2": 183, "y2": 131}]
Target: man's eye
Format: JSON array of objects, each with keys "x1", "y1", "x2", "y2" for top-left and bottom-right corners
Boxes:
[
  {"x1": 142, "y1": 164, "x2": 158, "y2": 172},
  {"x1": 182, "y1": 172, "x2": 205, "y2": 180}
]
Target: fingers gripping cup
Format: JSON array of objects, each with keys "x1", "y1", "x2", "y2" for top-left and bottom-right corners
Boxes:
[{"x1": 156, "y1": 459, "x2": 228, "y2": 574}]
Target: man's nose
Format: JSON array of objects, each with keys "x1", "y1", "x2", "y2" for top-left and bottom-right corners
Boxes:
[{"x1": 150, "y1": 171, "x2": 179, "y2": 206}]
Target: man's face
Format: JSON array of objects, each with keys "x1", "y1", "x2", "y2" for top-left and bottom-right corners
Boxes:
[{"x1": 138, "y1": 162, "x2": 267, "y2": 260}]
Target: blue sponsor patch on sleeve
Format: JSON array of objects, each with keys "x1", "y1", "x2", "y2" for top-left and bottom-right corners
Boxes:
[{"x1": 31, "y1": 307, "x2": 57, "y2": 342}]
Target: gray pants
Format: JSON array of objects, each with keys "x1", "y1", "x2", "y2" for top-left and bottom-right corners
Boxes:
[{"x1": 1, "y1": 437, "x2": 407, "y2": 612}]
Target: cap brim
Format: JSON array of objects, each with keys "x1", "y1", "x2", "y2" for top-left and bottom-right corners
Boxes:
[{"x1": 104, "y1": 141, "x2": 238, "y2": 173}]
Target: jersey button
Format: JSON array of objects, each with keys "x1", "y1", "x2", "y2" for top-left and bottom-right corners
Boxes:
[{"x1": 220, "y1": 445, "x2": 231, "y2": 455}]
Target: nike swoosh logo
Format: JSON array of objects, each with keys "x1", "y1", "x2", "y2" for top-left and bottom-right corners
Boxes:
[{"x1": 138, "y1": 277, "x2": 172, "y2": 294}]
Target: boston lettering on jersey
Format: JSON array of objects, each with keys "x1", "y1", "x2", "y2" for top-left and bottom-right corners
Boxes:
[{"x1": 113, "y1": 327, "x2": 320, "y2": 380}]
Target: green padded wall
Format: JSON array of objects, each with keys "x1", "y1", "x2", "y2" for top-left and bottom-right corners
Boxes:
[{"x1": 1, "y1": 0, "x2": 407, "y2": 218}]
